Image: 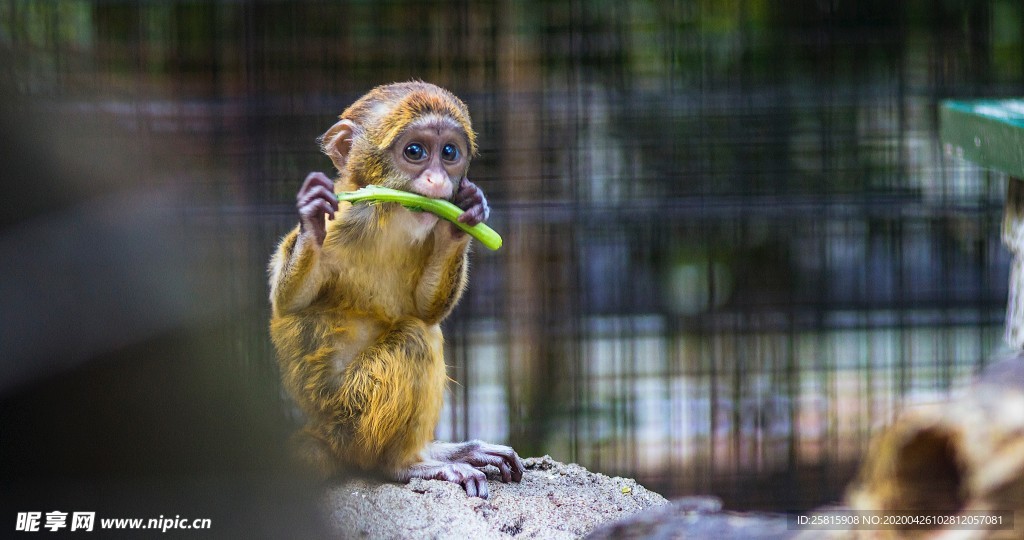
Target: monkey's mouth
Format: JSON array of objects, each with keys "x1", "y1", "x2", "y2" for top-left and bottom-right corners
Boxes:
[{"x1": 410, "y1": 187, "x2": 453, "y2": 201}]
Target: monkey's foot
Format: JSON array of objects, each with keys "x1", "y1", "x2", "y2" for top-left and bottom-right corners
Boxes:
[
  {"x1": 401, "y1": 460, "x2": 490, "y2": 498},
  {"x1": 429, "y1": 440, "x2": 526, "y2": 484}
]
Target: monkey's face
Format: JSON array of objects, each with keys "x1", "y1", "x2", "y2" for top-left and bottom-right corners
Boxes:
[{"x1": 389, "y1": 118, "x2": 470, "y2": 201}]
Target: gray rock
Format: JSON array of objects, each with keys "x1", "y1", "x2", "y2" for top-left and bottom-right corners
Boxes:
[{"x1": 324, "y1": 455, "x2": 668, "y2": 539}]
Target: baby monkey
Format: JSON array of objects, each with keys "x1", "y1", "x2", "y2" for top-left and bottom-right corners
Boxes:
[{"x1": 269, "y1": 81, "x2": 523, "y2": 498}]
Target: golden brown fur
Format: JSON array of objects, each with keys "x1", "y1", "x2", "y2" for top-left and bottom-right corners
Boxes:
[{"x1": 268, "y1": 82, "x2": 480, "y2": 480}]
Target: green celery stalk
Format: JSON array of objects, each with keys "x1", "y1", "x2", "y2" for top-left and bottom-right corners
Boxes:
[{"x1": 336, "y1": 185, "x2": 503, "y2": 251}]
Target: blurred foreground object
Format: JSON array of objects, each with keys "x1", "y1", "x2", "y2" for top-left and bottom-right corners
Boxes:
[
  {"x1": 585, "y1": 496, "x2": 791, "y2": 540},
  {"x1": 803, "y1": 355, "x2": 1024, "y2": 539},
  {"x1": 0, "y1": 68, "x2": 323, "y2": 538}
]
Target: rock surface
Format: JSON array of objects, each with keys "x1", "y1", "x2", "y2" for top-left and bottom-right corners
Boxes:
[{"x1": 324, "y1": 455, "x2": 668, "y2": 539}]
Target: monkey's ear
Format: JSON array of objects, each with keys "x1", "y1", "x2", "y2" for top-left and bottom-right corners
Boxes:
[{"x1": 320, "y1": 119, "x2": 357, "y2": 172}]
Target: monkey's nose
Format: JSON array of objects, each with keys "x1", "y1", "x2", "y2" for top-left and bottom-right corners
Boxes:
[{"x1": 417, "y1": 175, "x2": 451, "y2": 199}]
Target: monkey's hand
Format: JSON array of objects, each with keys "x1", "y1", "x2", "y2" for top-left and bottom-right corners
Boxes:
[
  {"x1": 452, "y1": 177, "x2": 490, "y2": 227},
  {"x1": 430, "y1": 440, "x2": 525, "y2": 484},
  {"x1": 296, "y1": 172, "x2": 339, "y2": 246},
  {"x1": 403, "y1": 461, "x2": 492, "y2": 499}
]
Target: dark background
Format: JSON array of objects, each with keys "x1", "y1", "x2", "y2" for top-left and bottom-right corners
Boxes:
[{"x1": 1, "y1": 1, "x2": 1021, "y2": 534}]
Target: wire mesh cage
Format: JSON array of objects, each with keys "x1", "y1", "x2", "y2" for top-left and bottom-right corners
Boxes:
[{"x1": 2, "y1": 0, "x2": 1021, "y2": 511}]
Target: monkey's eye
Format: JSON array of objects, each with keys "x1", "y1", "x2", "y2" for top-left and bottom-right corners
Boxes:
[
  {"x1": 404, "y1": 143, "x2": 426, "y2": 161},
  {"x1": 441, "y1": 144, "x2": 460, "y2": 162}
]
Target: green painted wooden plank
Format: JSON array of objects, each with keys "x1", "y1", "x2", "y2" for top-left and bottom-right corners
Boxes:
[{"x1": 941, "y1": 99, "x2": 1024, "y2": 178}]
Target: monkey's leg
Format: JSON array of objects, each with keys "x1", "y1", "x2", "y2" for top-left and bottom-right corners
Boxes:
[
  {"x1": 289, "y1": 425, "x2": 342, "y2": 479},
  {"x1": 337, "y1": 319, "x2": 522, "y2": 498},
  {"x1": 333, "y1": 318, "x2": 448, "y2": 472},
  {"x1": 428, "y1": 440, "x2": 526, "y2": 484}
]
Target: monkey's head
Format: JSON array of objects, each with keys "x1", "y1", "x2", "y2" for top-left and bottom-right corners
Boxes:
[{"x1": 320, "y1": 81, "x2": 476, "y2": 201}]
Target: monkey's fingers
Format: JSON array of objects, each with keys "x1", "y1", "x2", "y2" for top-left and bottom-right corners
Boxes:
[
  {"x1": 299, "y1": 186, "x2": 339, "y2": 217},
  {"x1": 300, "y1": 184, "x2": 338, "y2": 203},
  {"x1": 300, "y1": 199, "x2": 337, "y2": 222},
  {"x1": 487, "y1": 450, "x2": 524, "y2": 483},
  {"x1": 463, "y1": 477, "x2": 477, "y2": 498},
  {"x1": 498, "y1": 461, "x2": 513, "y2": 483},
  {"x1": 506, "y1": 451, "x2": 525, "y2": 482},
  {"x1": 299, "y1": 172, "x2": 334, "y2": 198},
  {"x1": 455, "y1": 178, "x2": 479, "y2": 200},
  {"x1": 455, "y1": 180, "x2": 490, "y2": 219},
  {"x1": 455, "y1": 183, "x2": 486, "y2": 207},
  {"x1": 469, "y1": 451, "x2": 513, "y2": 482},
  {"x1": 487, "y1": 445, "x2": 524, "y2": 482},
  {"x1": 456, "y1": 205, "x2": 486, "y2": 226},
  {"x1": 457, "y1": 465, "x2": 488, "y2": 499},
  {"x1": 469, "y1": 476, "x2": 489, "y2": 499},
  {"x1": 476, "y1": 445, "x2": 524, "y2": 483}
]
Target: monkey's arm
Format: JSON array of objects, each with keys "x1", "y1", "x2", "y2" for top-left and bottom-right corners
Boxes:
[
  {"x1": 415, "y1": 233, "x2": 470, "y2": 324},
  {"x1": 268, "y1": 227, "x2": 329, "y2": 316},
  {"x1": 270, "y1": 172, "x2": 339, "y2": 316},
  {"x1": 413, "y1": 177, "x2": 489, "y2": 323}
]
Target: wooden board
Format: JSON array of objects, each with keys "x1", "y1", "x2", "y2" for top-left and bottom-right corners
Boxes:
[
  {"x1": 942, "y1": 99, "x2": 1024, "y2": 348},
  {"x1": 941, "y1": 100, "x2": 1024, "y2": 178}
]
